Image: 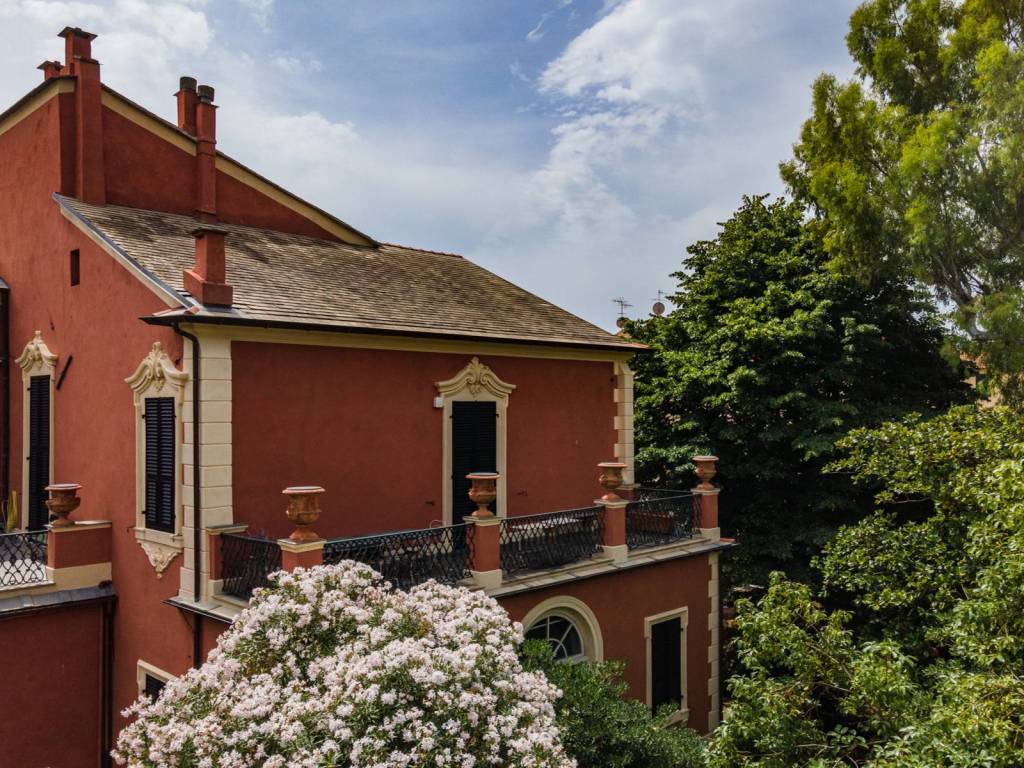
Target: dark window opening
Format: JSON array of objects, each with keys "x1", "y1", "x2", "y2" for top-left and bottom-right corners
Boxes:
[
  {"x1": 27, "y1": 375, "x2": 50, "y2": 530},
  {"x1": 143, "y1": 673, "x2": 166, "y2": 701},
  {"x1": 525, "y1": 614, "x2": 585, "y2": 661},
  {"x1": 144, "y1": 397, "x2": 176, "y2": 533},
  {"x1": 69, "y1": 249, "x2": 80, "y2": 286},
  {"x1": 451, "y1": 400, "x2": 497, "y2": 521},
  {"x1": 650, "y1": 615, "x2": 683, "y2": 714}
]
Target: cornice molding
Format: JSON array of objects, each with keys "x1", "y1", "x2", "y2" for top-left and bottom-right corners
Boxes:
[{"x1": 436, "y1": 356, "x2": 516, "y2": 398}]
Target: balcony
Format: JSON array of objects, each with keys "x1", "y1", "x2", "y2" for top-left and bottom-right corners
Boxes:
[
  {"x1": 215, "y1": 479, "x2": 712, "y2": 601},
  {"x1": 0, "y1": 530, "x2": 48, "y2": 589}
]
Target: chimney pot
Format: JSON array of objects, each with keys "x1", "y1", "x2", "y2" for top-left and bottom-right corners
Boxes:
[
  {"x1": 175, "y1": 75, "x2": 199, "y2": 136},
  {"x1": 58, "y1": 27, "x2": 97, "y2": 67},
  {"x1": 197, "y1": 84, "x2": 215, "y2": 103},
  {"x1": 37, "y1": 60, "x2": 64, "y2": 81},
  {"x1": 179, "y1": 76, "x2": 197, "y2": 93}
]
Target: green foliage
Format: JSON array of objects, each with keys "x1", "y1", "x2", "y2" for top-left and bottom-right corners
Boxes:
[
  {"x1": 708, "y1": 406, "x2": 1024, "y2": 766},
  {"x1": 626, "y1": 195, "x2": 966, "y2": 584},
  {"x1": 521, "y1": 640, "x2": 706, "y2": 768},
  {"x1": 782, "y1": 0, "x2": 1024, "y2": 399}
]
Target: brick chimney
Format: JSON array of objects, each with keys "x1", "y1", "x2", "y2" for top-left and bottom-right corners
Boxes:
[
  {"x1": 175, "y1": 76, "x2": 198, "y2": 136},
  {"x1": 183, "y1": 226, "x2": 233, "y2": 306},
  {"x1": 195, "y1": 84, "x2": 217, "y2": 222},
  {"x1": 54, "y1": 27, "x2": 105, "y2": 205}
]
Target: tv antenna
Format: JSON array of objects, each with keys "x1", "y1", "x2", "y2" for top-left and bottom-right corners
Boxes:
[{"x1": 612, "y1": 297, "x2": 633, "y2": 329}]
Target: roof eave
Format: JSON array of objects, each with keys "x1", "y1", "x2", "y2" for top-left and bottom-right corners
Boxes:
[{"x1": 142, "y1": 312, "x2": 649, "y2": 355}]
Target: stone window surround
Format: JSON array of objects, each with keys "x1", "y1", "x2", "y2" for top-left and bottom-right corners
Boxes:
[
  {"x1": 125, "y1": 342, "x2": 188, "y2": 577},
  {"x1": 435, "y1": 357, "x2": 515, "y2": 526},
  {"x1": 136, "y1": 659, "x2": 174, "y2": 696},
  {"x1": 521, "y1": 595, "x2": 605, "y2": 662},
  {"x1": 14, "y1": 331, "x2": 57, "y2": 530},
  {"x1": 644, "y1": 605, "x2": 689, "y2": 725}
]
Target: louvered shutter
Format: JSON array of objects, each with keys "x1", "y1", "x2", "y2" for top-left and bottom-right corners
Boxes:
[
  {"x1": 650, "y1": 616, "x2": 683, "y2": 714},
  {"x1": 144, "y1": 397, "x2": 176, "y2": 533},
  {"x1": 27, "y1": 376, "x2": 50, "y2": 530},
  {"x1": 143, "y1": 674, "x2": 165, "y2": 701},
  {"x1": 451, "y1": 401, "x2": 497, "y2": 520}
]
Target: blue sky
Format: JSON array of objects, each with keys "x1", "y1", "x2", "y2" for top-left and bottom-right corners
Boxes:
[{"x1": 0, "y1": 0, "x2": 860, "y2": 329}]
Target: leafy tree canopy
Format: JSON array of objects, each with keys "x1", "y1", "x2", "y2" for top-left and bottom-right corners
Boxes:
[
  {"x1": 709, "y1": 406, "x2": 1024, "y2": 767},
  {"x1": 782, "y1": 0, "x2": 1024, "y2": 397},
  {"x1": 626, "y1": 195, "x2": 966, "y2": 584}
]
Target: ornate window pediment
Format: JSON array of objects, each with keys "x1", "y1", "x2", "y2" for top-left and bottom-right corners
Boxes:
[
  {"x1": 125, "y1": 342, "x2": 189, "y2": 400},
  {"x1": 15, "y1": 331, "x2": 57, "y2": 376},
  {"x1": 435, "y1": 357, "x2": 516, "y2": 399}
]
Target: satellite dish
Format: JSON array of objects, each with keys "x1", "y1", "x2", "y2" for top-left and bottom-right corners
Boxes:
[
  {"x1": 616, "y1": 316, "x2": 627, "y2": 329},
  {"x1": 652, "y1": 301, "x2": 665, "y2": 316}
]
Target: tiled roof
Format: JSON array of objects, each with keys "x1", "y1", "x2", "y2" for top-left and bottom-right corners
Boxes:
[{"x1": 58, "y1": 196, "x2": 643, "y2": 351}]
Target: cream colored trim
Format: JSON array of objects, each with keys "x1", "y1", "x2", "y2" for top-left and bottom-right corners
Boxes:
[
  {"x1": 136, "y1": 660, "x2": 175, "y2": 697},
  {"x1": 101, "y1": 91, "x2": 196, "y2": 155},
  {"x1": 521, "y1": 595, "x2": 605, "y2": 662},
  {"x1": 179, "y1": 324, "x2": 635, "y2": 363},
  {"x1": 644, "y1": 605, "x2": 689, "y2": 721},
  {"x1": 437, "y1": 358, "x2": 513, "y2": 524},
  {"x1": 127, "y1": 343, "x2": 188, "y2": 574},
  {"x1": 17, "y1": 331, "x2": 56, "y2": 529},
  {"x1": 278, "y1": 538, "x2": 325, "y2": 554},
  {"x1": 46, "y1": 561, "x2": 112, "y2": 590},
  {"x1": 215, "y1": 157, "x2": 374, "y2": 246},
  {"x1": 59, "y1": 204, "x2": 186, "y2": 309},
  {"x1": 613, "y1": 361, "x2": 635, "y2": 487},
  {"x1": 707, "y1": 552, "x2": 721, "y2": 732},
  {"x1": 0, "y1": 80, "x2": 74, "y2": 139}
]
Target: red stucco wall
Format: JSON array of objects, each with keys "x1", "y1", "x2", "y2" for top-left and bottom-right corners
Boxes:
[
  {"x1": 499, "y1": 552, "x2": 715, "y2": 733},
  {"x1": 0, "y1": 604, "x2": 105, "y2": 767},
  {"x1": 231, "y1": 342, "x2": 617, "y2": 540}
]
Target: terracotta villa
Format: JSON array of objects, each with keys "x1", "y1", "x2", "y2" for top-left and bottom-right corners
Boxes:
[{"x1": 0, "y1": 28, "x2": 731, "y2": 767}]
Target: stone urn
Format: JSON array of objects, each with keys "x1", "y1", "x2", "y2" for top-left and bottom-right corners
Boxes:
[
  {"x1": 466, "y1": 472, "x2": 500, "y2": 518},
  {"x1": 692, "y1": 455, "x2": 719, "y2": 490},
  {"x1": 283, "y1": 486, "x2": 325, "y2": 542},
  {"x1": 46, "y1": 483, "x2": 82, "y2": 527},
  {"x1": 597, "y1": 462, "x2": 627, "y2": 502}
]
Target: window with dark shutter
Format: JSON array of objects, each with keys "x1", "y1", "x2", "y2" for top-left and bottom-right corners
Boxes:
[
  {"x1": 27, "y1": 375, "x2": 51, "y2": 530},
  {"x1": 451, "y1": 401, "x2": 497, "y2": 520},
  {"x1": 144, "y1": 397, "x2": 176, "y2": 533},
  {"x1": 143, "y1": 673, "x2": 166, "y2": 701},
  {"x1": 650, "y1": 616, "x2": 683, "y2": 714}
]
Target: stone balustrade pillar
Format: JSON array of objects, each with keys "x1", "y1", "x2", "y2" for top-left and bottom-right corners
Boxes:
[
  {"x1": 692, "y1": 455, "x2": 721, "y2": 541},
  {"x1": 465, "y1": 472, "x2": 503, "y2": 588},
  {"x1": 44, "y1": 483, "x2": 112, "y2": 589},
  {"x1": 205, "y1": 523, "x2": 247, "y2": 596},
  {"x1": 278, "y1": 486, "x2": 325, "y2": 570},
  {"x1": 596, "y1": 461, "x2": 629, "y2": 563}
]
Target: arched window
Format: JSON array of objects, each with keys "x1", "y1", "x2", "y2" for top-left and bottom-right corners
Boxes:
[{"x1": 525, "y1": 614, "x2": 585, "y2": 661}]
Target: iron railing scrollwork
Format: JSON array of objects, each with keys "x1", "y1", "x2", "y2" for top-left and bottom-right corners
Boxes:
[
  {"x1": 0, "y1": 530, "x2": 48, "y2": 588},
  {"x1": 221, "y1": 533, "x2": 281, "y2": 599},
  {"x1": 625, "y1": 488, "x2": 701, "y2": 550},
  {"x1": 323, "y1": 523, "x2": 473, "y2": 591},
  {"x1": 499, "y1": 506, "x2": 604, "y2": 576}
]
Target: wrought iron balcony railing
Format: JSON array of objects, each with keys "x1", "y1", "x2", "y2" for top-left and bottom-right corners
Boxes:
[
  {"x1": 625, "y1": 488, "x2": 701, "y2": 550},
  {"x1": 0, "y1": 530, "x2": 48, "y2": 588},
  {"x1": 221, "y1": 533, "x2": 281, "y2": 599},
  {"x1": 500, "y1": 506, "x2": 605, "y2": 576},
  {"x1": 323, "y1": 523, "x2": 473, "y2": 591}
]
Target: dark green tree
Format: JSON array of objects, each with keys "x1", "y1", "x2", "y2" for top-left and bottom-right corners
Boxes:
[
  {"x1": 782, "y1": 0, "x2": 1024, "y2": 399},
  {"x1": 627, "y1": 196, "x2": 967, "y2": 584},
  {"x1": 708, "y1": 406, "x2": 1024, "y2": 767}
]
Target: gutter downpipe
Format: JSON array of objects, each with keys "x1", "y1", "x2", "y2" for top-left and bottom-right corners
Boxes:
[
  {"x1": 100, "y1": 596, "x2": 115, "y2": 768},
  {"x1": 175, "y1": 324, "x2": 203, "y2": 668},
  {"x1": 0, "y1": 279, "x2": 10, "y2": 506}
]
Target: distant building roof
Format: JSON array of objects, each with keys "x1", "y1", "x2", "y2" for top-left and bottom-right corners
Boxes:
[{"x1": 59, "y1": 195, "x2": 643, "y2": 352}]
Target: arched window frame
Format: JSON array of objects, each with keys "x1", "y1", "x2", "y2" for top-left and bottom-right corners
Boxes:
[
  {"x1": 435, "y1": 357, "x2": 515, "y2": 525},
  {"x1": 15, "y1": 331, "x2": 57, "y2": 530},
  {"x1": 522, "y1": 595, "x2": 604, "y2": 662}
]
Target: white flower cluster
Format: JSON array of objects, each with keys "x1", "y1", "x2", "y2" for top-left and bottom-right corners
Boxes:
[{"x1": 114, "y1": 562, "x2": 574, "y2": 768}]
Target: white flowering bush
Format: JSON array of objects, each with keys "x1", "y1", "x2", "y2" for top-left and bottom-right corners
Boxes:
[{"x1": 114, "y1": 562, "x2": 573, "y2": 768}]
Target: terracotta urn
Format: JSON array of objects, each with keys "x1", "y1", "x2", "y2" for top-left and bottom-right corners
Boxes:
[
  {"x1": 283, "y1": 486, "x2": 325, "y2": 542},
  {"x1": 466, "y1": 472, "x2": 500, "y2": 518},
  {"x1": 597, "y1": 462, "x2": 627, "y2": 502},
  {"x1": 692, "y1": 455, "x2": 719, "y2": 491},
  {"x1": 46, "y1": 483, "x2": 82, "y2": 527}
]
